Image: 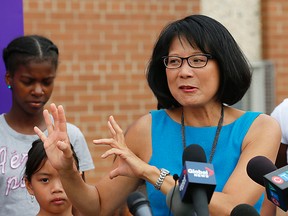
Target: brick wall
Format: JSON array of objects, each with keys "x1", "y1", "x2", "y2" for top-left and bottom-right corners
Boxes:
[
  {"x1": 262, "y1": 0, "x2": 288, "y2": 105},
  {"x1": 23, "y1": 0, "x2": 200, "y2": 183}
]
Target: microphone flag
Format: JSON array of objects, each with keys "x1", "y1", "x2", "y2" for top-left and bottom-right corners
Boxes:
[
  {"x1": 264, "y1": 165, "x2": 288, "y2": 211},
  {"x1": 178, "y1": 161, "x2": 216, "y2": 203}
]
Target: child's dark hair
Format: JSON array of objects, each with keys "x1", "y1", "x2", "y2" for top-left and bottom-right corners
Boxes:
[
  {"x1": 3, "y1": 35, "x2": 59, "y2": 77},
  {"x1": 24, "y1": 139, "x2": 79, "y2": 182}
]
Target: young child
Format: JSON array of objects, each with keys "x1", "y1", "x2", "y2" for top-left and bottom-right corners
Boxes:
[{"x1": 24, "y1": 139, "x2": 80, "y2": 216}]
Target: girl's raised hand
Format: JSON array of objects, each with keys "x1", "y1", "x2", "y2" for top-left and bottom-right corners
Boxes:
[{"x1": 34, "y1": 103, "x2": 75, "y2": 171}]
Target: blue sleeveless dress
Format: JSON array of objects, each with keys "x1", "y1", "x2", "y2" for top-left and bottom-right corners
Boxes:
[{"x1": 145, "y1": 109, "x2": 263, "y2": 216}]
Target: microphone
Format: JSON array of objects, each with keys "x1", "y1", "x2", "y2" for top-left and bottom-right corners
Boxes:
[
  {"x1": 166, "y1": 185, "x2": 197, "y2": 216},
  {"x1": 247, "y1": 155, "x2": 288, "y2": 212},
  {"x1": 246, "y1": 155, "x2": 277, "y2": 186},
  {"x1": 127, "y1": 191, "x2": 153, "y2": 216},
  {"x1": 178, "y1": 144, "x2": 216, "y2": 216},
  {"x1": 230, "y1": 203, "x2": 260, "y2": 216}
]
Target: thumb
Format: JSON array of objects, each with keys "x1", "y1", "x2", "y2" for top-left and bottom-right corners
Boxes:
[{"x1": 109, "y1": 169, "x2": 120, "y2": 179}]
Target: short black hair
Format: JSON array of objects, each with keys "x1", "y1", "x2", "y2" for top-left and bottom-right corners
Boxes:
[
  {"x1": 3, "y1": 35, "x2": 59, "y2": 77},
  {"x1": 146, "y1": 14, "x2": 252, "y2": 109},
  {"x1": 24, "y1": 139, "x2": 79, "y2": 182}
]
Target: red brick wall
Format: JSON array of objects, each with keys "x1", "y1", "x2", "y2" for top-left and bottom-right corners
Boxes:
[
  {"x1": 23, "y1": 0, "x2": 200, "y2": 183},
  {"x1": 261, "y1": 0, "x2": 288, "y2": 105}
]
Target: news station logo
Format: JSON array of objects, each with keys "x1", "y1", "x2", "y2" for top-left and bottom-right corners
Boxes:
[
  {"x1": 179, "y1": 162, "x2": 216, "y2": 192},
  {"x1": 179, "y1": 167, "x2": 215, "y2": 191},
  {"x1": 271, "y1": 171, "x2": 288, "y2": 184},
  {"x1": 188, "y1": 167, "x2": 214, "y2": 178},
  {"x1": 271, "y1": 171, "x2": 288, "y2": 185},
  {"x1": 178, "y1": 161, "x2": 216, "y2": 202},
  {"x1": 272, "y1": 176, "x2": 284, "y2": 184}
]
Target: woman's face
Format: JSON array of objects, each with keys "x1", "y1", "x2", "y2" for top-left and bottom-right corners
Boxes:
[
  {"x1": 5, "y1": 61, "x2": 56, "y2": 115},
  {"x1": 165, "y1": 37, "x2": 220, "y2": 107},
  {"x1": 25, "y1": 159, "x2": 72, "y2": 215}
]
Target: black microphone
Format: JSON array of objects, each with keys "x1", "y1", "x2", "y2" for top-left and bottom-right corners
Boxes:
[
  {"x1": 166, "y1": 185, "x2": 197, "y2": 216},
  {"x1": 127, "y1": 191, "x2": 153, "y2": 216},
  {"x1": 230, "y1": 203, "x2": 260, "y2": 216},
  {"x1": 247, "y1": 155, "x2": 288, "y2": 212},
  {"x1": 178, "y1": 144, "x2": 216, "y2": 216},
  {"x1": 246, "y1": 155, "x2": 277, "y2": 186}
]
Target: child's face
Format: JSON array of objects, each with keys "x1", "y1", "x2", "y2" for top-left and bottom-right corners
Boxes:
[
  {"x1": 25, "y1": 159, "x2": 73, "y2": 215},
  {"x1": 5, "y1": 62, "x2": 56, "y2": 115}
]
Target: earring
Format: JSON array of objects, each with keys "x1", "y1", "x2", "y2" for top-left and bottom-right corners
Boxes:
[
  {"x1": 31, "y1": 195, "x2": 35, "y2": 203},
  {"x1": 7, "y1": 85, "x2": 11, "y2": 89}
]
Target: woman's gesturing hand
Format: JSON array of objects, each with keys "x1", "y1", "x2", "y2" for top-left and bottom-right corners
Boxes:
[{"x1": 93, "y1": 116, "x2": 148, "y2": 179}]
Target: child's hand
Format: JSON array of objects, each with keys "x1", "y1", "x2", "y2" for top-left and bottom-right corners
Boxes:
[{"x1": 34, "y1": 103, "x2": 75, "y2": 172}]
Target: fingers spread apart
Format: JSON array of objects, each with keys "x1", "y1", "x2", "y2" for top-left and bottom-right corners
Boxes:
[{"x1": 34, "y1": 126, "x2": 47, "y2": 142}]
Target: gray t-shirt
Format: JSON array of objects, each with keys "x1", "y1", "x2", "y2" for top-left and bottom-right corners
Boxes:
[{"x1": 0, "y1": 114, "x2": 95, "y2": 215}]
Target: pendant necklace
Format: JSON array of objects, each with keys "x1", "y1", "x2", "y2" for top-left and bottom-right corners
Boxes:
[{"x1": 181, "y1": 104, "x2": 224, "y2": 163}]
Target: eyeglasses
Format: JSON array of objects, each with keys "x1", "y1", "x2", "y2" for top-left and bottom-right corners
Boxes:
[{"x1": 162, "y1": 54, "x2": 213, "y2": 69}]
